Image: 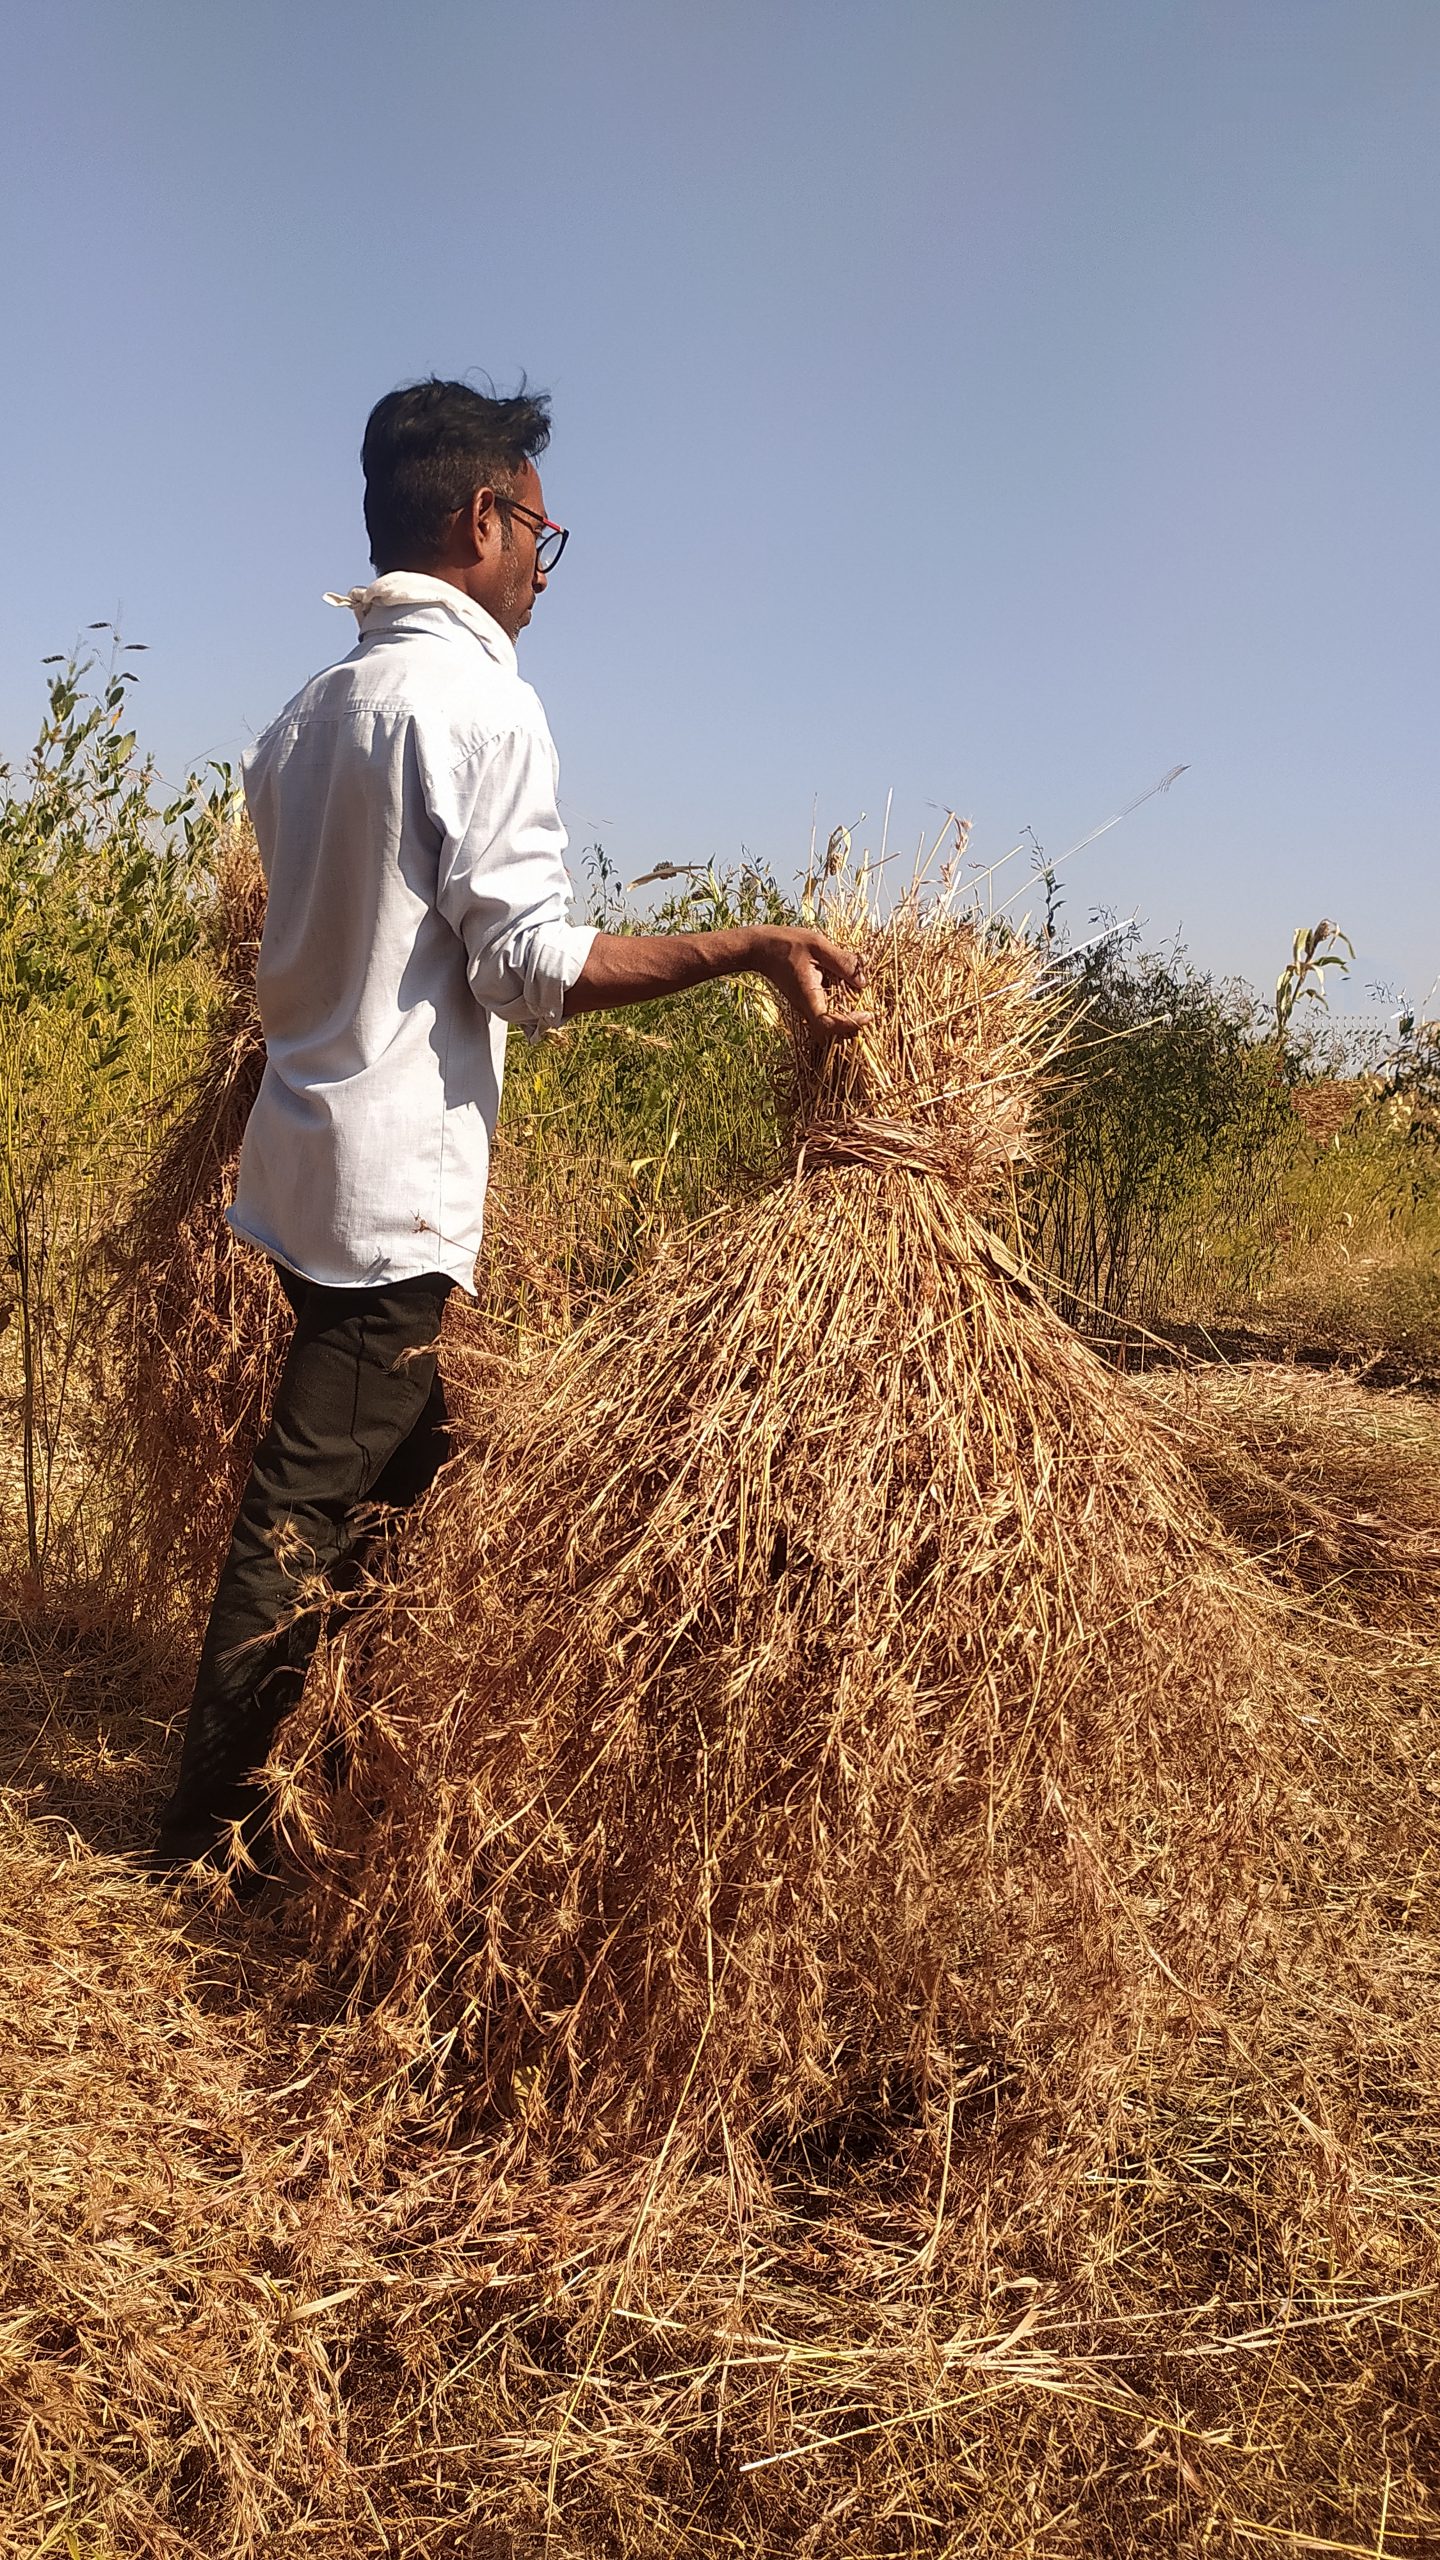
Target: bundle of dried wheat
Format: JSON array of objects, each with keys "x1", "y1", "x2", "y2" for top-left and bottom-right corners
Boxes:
[
  {"x1": 106, "y1": 824, "x2": 286, "y2": 1617},
  {"x1": 290, "y1": 898, "x2": 1304, "y2": 2184}
]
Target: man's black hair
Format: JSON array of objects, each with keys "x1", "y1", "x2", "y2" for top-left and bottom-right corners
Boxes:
[{"x1": 361, "y1": 377, "x2": 552, "y2": 572}]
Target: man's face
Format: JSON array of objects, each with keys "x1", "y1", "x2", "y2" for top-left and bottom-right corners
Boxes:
[{"x1": 472, "y1": 459, "x2": 551, "y2": 642}]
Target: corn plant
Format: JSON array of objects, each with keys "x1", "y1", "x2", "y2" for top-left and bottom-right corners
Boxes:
[{"x1": 1275, "y1": 917, "x2": 1353, "y2": 1037}]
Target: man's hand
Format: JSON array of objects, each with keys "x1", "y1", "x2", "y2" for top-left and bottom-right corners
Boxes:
[
  {"x1": 745, "y1": 926, "x2": 871, "y2": 1038},
  {"x1": 565, "y1": 923, "x2": 871, "y2": 1034}
]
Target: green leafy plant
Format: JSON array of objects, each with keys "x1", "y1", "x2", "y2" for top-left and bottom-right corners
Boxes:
[
  {"x1": 0, "y1": 643, "x2": 232, "y2": 1574},
  {"x1": 1029, "y1": 933, "x2": 1295, "y2": 1322}
]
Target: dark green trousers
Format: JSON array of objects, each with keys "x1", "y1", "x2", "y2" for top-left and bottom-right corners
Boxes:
[{"x1": 155, "y1": 1265, "x2": 453, "y2": 1859}]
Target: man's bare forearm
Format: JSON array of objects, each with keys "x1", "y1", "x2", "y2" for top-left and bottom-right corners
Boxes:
[
  {"x1": 565, "y1": 928, "x2": 762, "y2": 1015},
  {"x1": 564, "y1": 925, "x2": 870, "y2": 1035}
]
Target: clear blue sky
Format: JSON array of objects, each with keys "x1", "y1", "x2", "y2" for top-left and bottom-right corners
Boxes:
[{"x1": 4, "y1": 0, "x2": 1436, "y2": 1012}]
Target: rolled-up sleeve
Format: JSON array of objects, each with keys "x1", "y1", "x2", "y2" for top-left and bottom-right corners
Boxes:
[{"x1": 429, "y1": 716, "x2": 596, "y2": 1033}]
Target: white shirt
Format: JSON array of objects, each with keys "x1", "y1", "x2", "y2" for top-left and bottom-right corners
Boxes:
[{"x1": 230, "y1": 576, "x2": 596, "y2": 1291}]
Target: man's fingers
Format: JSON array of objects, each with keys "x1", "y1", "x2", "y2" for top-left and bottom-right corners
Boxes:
[
  {"x1": 816, "y1": 939, "x2": 866, "y2": 988},
  {"x1": 792, "y1": 968, "x2": 874, "y2": 1037},
  {"x1": 813, "y1": 1005, "x2": 874, "y2": 1041},
  {"x1": 759, "y1": 933, "x2": 871, "y2": 1036}
]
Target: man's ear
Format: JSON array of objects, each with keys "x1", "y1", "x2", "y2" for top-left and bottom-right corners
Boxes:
[{"x1": 467, "y1": 485, "x2": 497, "y2": 558}]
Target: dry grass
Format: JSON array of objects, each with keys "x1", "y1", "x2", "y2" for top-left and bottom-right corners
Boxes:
[
  {"x1": 104, "y1": 826, "x2": 288, "y2": 1623},
  {"x1": 1241, "y1": 1246, "x2": 1440, "y2": 1381},
  {"x1": 3, "y1": 893, "x2": 1438, "y2": 2554},
  {"x1": 1136, "y1": 1359, "x2": 1440, "y2": 1626},
  {"x1": 3, "y1": 1523, "x2": 1437, "y2": 2554}
]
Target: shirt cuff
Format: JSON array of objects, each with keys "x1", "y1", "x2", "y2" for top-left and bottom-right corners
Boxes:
[{"x1": 519, "y1": 919, "x2": 598, "y2": 1035}]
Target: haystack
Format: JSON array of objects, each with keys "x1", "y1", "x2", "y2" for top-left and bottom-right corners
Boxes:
[
  {"x1": 107, "y1": 824, "x2": 289, "y2": 1617},
  {"x1": 287, "y1": 897, "x2": 1305, "y2": 2197}
]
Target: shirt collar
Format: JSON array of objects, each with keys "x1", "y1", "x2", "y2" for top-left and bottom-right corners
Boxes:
[{"x1": 323, "y1": 573, "x2": 517, "y2": 671}]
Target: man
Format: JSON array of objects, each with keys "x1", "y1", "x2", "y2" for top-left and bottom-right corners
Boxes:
[{"x1": 153, "y1": 376, "x2": 866, "y2": 1876}]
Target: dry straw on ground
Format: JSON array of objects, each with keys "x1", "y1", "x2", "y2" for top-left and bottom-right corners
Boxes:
[{"x1": 1137, "y1": 1356, "x2": 1440, "y2": 1627}]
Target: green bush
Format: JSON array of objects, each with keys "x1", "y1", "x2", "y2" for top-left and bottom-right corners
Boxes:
[
  {"x1": 1027, "y1": 936, "x2": 1296, "y2": 1323},
  {"x1": 0, "y1": 644, "x2": 231, "y2": 1572}
]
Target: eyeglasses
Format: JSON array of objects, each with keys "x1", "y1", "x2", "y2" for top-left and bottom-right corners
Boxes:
[{"x1": 493, "y1": 491, "x2": 569, "y2": 573}]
